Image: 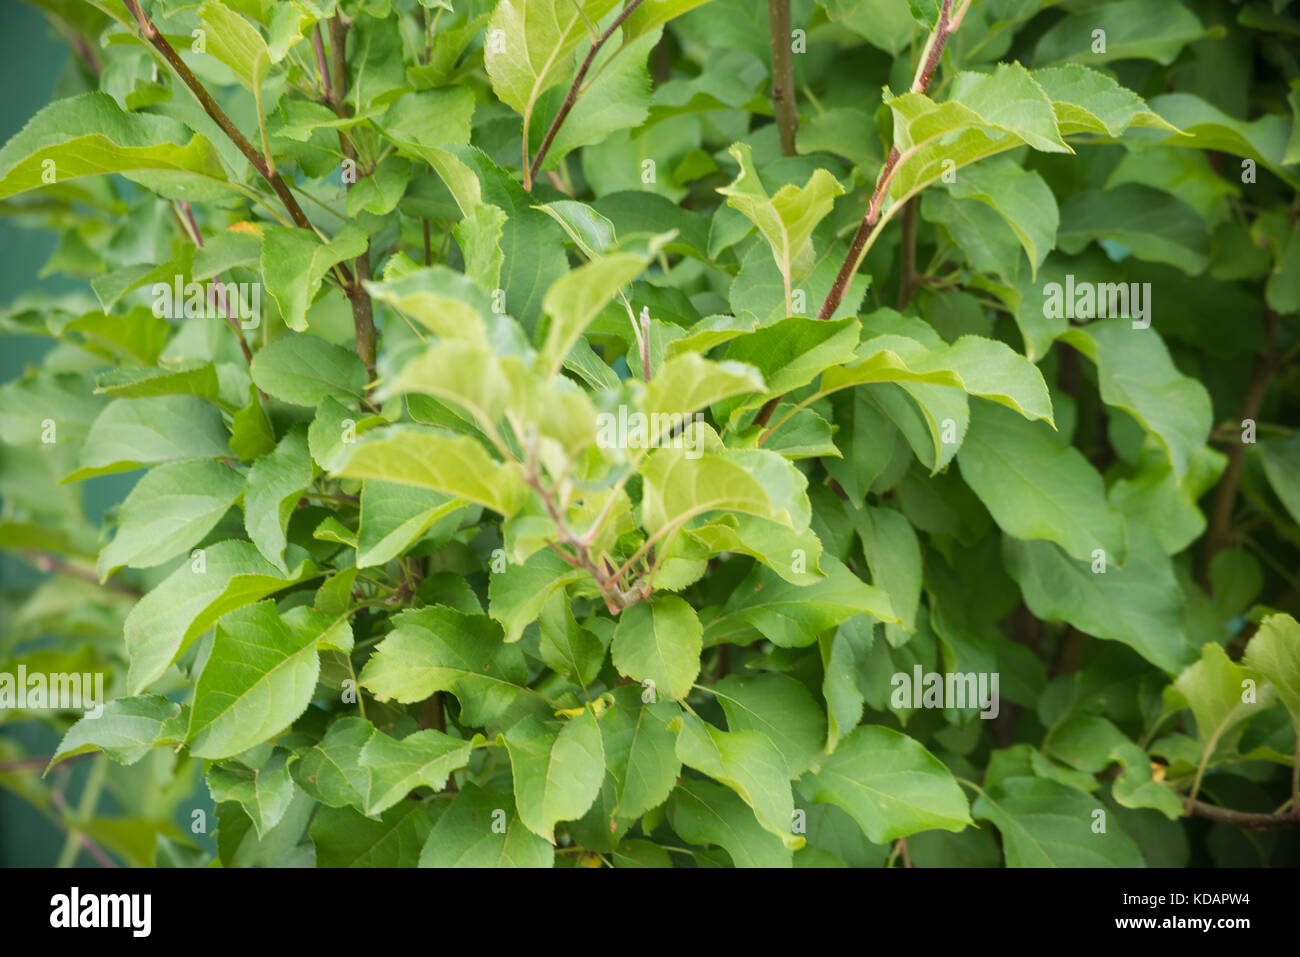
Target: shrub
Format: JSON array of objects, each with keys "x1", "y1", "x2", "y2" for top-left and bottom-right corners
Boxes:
[{"x1": 1, "y1": 0, "x2": 1298, "y2": 868}]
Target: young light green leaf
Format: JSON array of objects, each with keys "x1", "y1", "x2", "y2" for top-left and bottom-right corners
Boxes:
[
  {"x1": 717, "y1": 142, "x2": 843, "y2": 298},
  {"x1": 335, "y1": 427, "x2": 527, "y2": 517},
  {"x1": 1243, "y1": 614, "x2": 1300, "y2": 729}
]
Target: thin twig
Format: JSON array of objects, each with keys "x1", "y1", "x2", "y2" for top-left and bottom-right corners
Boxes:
[
  {"x1": 22, "y1": 551, "x2": 140, "y2": 597},
  {"x1": 121, "y1": 0, "x2": 313, "y2": 231},
  {"x1": 1184, "y1": 797, "x2": 1300, "y2": 830},
  {"x1": 526, "y1": 0, "x2": 647, "y2": 190},
  {"x1": 179, "y1": 202, "x2": 255, "y2": 365},
  {"x1": 817, "y1": 0, "x2": 957, "y2": 320},
  {"x1": 1201, "y1": 309, "x2": 1279, "y2": 584}
]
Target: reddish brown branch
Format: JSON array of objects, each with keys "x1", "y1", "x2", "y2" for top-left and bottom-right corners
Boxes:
[
  {"x1": 122, "y1": 0, "x2": 313, "y2": 231},
  {"x1": 1184, "y1": 798, "x2": 1300, "y2": 830},
  {"x1": 817, "y1": 0, "x2": 955, "y2": 320},
  {"x1": 526, "y1": 0, "x2": 647, "y2": 190}
]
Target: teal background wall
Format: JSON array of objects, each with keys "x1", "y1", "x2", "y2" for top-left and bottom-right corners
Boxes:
[{"x1": 0, "y1": 3, "x2": 130, "y2": 867}]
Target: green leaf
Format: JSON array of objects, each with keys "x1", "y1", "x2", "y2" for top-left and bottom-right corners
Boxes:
[
  {"x1": 310, "y1": 802, "x2": 433, "y2": 867},
  {"x1": 1057, "y1": 185, "x2": 1209, "y2": 274},
  {"x1": 704, "y1": 555, "x2": 897, "y2": 648},
  {"x1": 293, "y1": 716, "x2": 376, "y2": 810},
  {"x1": 419, "y1": 783, "x2": 553, "y2": 867},
  {"x1": 673, "y1": 712, "x2": 802, "y2": 849},
  {"x1": 1243, "y1": 614, "x2": 1300, "y2": 729},
  {"x1": 1165, "y1": 643, "x2": 1273, "y2": 757},
  {"x1": 504, "y1": 711, "x2": 606, "y2": 842},
  {"x1": 1148, "y1": 93, "x2": 1297, "y2": 185},
  {"x1": 643, "y1": 353, "x2": 766, "y2": 424},
  {"x1": 1034, "y1": 65, "x2": 1180, "y2": 137},
  {"x1": 1033, "y1": 0, "x2": 1208, "y2": 67},
  {"x1": 849, "y1": 504, "x2": 922, "y2": 633},
  {"x1": 611, "y1": 594, "x2": 703, "y2": 701},
  {"x1": 802, "y1": 724, "x2": 971, "y2": 843},
  {"x1": 335, "y1": 427, "x2": 527, "y2": 517},
  {"x1": 538, "y1": 591, "x2": 606, "y2": 686},
  {"x1": 667, "y1": 778, "x2": 792, "y2": 867},
  {"x1": 186, "y1": 601, "x2": 326, "y2": 759},
  {"x1": 250, "y1": 333, "x2": 369, "y2": 406},
  {"x1": 67, "y1": 396, "x2": 231, "y2": 482},
  {"x1": 624, "y1": 0, "x2": 713, "y2": 42},
  {"x1": 885, "y1": 64, "x2": 1072, "y2": 209},
  {"x1": 599, "y1": 685, "x2": 681, "y2": 820},
  {"x1": 1258, "y1": 436, "x2": 1300, "y2": 526},
  {"x1": 355, "y1": 727, "x2": 474, "y2": 816},
  {"x1": 940, "y1": 159, "x2": 1058, "y2": 279},
  {"x1": 50, "y1": 694, "x2": 186, "y2": 768},
  {"x1": 363, "y1": 265, "x2": 496, "y2": 347},
  {"x1": 1060, "y1": 320, "x2": 1212, "y2": 480},
  {"x1": 489, "y1": 548, "x2": 587, "y2": 643},
  {"x1": 307, "y1": 396, "x2": 385, "y2": 472},
  {"x1": 484, "y1": 0, "x2": 620, "y2": 122},
  {"x1": 711, "y1": 674, "x2": 826, "y2": 777},
  {"x1": 359, "y1": 607, "x2": 533, "y2": 726},
  {"x1": 0, "y1": 93, "x2": 231, "y2": 201},
  {"x1": 199, "y1": 1, "x2": 273, "y2": 92},
  {"x1": 207, "y1": 749, "x2": 297, "y2": 838},
  {"x1": 260, "y1": 225, "x2": 368, "y2": 332},
  {"x1": 244, "y1": 428, "x2": 313, "y2": 570},
  {"x1": 819, "y1": 328, "x2": 1054, "y2": 427},
  {"x1": 717, "y1": 142, "x2": 843, "y2": 296},
  {"x1": 959, "y1": 400, "x2": 1125, "y2": 564},
  {"x1": 97, "y1": 460, "x2": 244, "y2": 580},
  {"x1": 820, "y1": 619, "x2": 873, "y2": 752},
  {"x1": 538, "y1": 252, "x2": 648, "y2": 377},
  {"x1": 95, "y1": 362, "x2": 220, "y2": 401},
  {"x1": 534, "y1": 28, "x2": 660, "y2": 170},
  {"x1": 125, "y1": 540, "x2": 318, "y2": 694},
  {"x1": 1004, "y1": 531, "x2": 1193, "y2": 673},
  {"x1": 356, "y1": 480, "x2": 464, "y2": 568},
  {"x1": 380, "y1": 340, "x2": 512, "y2": 436},
  {"x1": 973, "y1": 776, "x2": 1144, "y2": 866}
]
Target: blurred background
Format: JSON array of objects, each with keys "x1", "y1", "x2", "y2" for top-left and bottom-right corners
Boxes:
[{"x1": 0, "y1": 3, "x2": 206, "y2": 867}]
